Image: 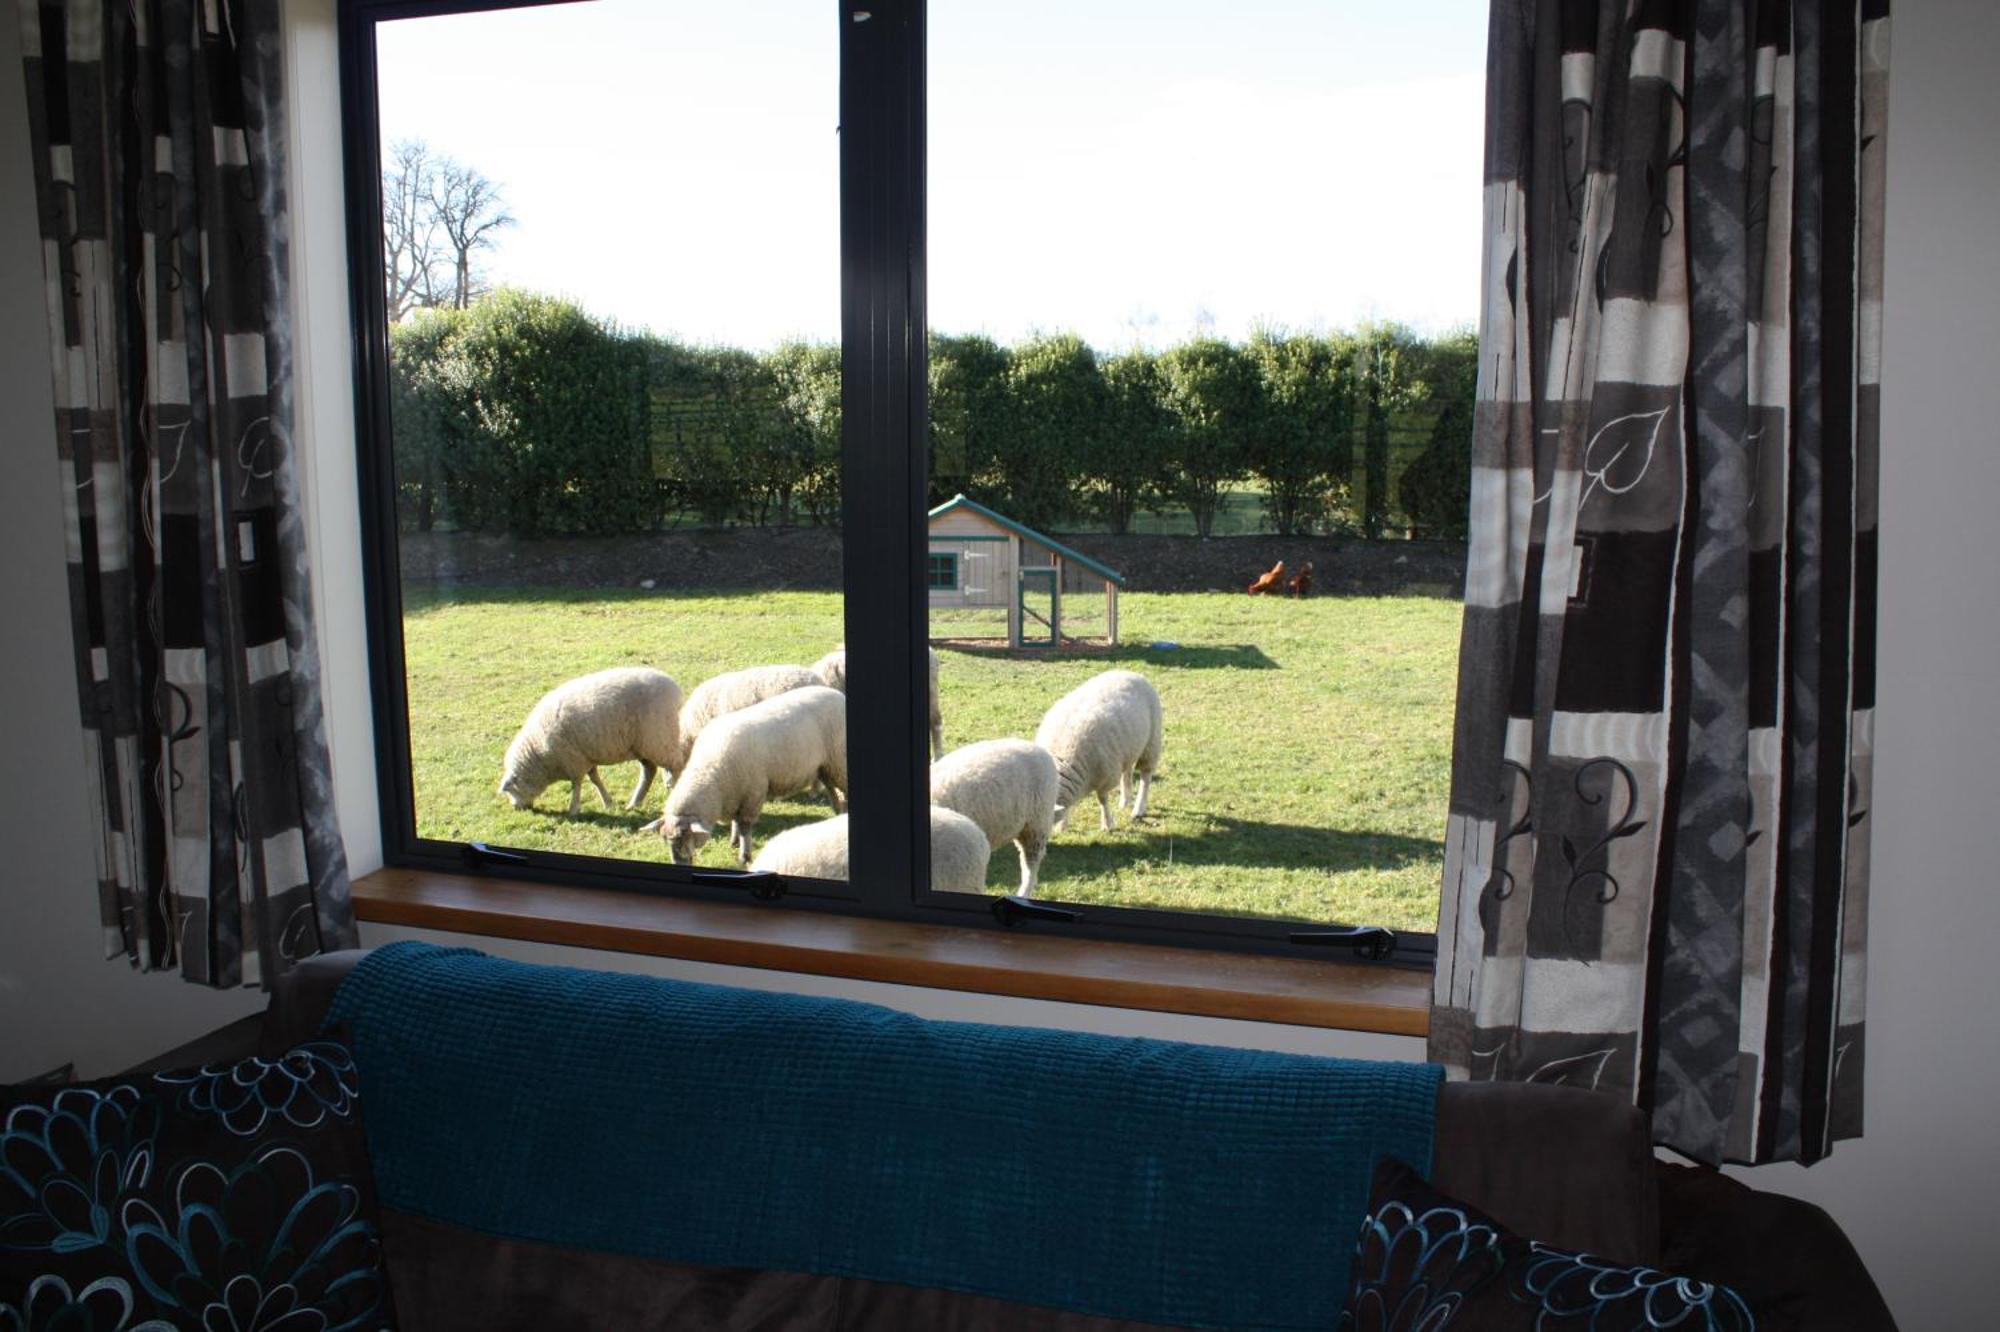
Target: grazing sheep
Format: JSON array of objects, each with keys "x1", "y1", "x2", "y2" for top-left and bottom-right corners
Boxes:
[
  {"x1": 813, "y1": 644, "x2": 945, "y2": 760},
  {"x1": 653, "y1": 685, "x2": 847, "y2": 866},
  {"x1": 929, "y1": 739, "x2": 1059, "y2": 896},
  {"x1": 749, "y1": 807, "x2": 991, "y2": 893},
  {"x1": 676, "y1": 664, "x2": 825, "y2": 771},
  {"x1": 498, "y1": 667, "x2": 684, "y2": 815},
  {"x1": 1033, "y1": 670, "x2": 1164, "y2": 834}
]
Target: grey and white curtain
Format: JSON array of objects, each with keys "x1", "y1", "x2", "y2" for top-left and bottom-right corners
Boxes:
[
  {"x1": 17, "y1": 0, "x2": 356, "y2": 986},
  {"x1": 1432, "y1": 0, "x2": 1887, "y2": 1165}
]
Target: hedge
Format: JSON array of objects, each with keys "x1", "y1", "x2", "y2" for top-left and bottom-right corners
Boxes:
[{"x1": 387, "y1": 290, "x2": 1478, "y2": 539}]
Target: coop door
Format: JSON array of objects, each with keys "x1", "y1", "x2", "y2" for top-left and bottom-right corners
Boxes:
[{"x1": 1019, "y1": 567, "x2": 1057, "y2": 648}]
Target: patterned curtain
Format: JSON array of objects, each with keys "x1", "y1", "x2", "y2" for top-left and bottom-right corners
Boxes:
[
  {"x1": 1432, "y1": 0, "x2": 1887, "y2": 1166},
  {"x1": 17, "y1": 0, "x2": 356, "y2": 986}
]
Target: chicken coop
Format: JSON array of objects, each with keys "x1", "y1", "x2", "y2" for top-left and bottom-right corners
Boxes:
[{"x1": 927, "y1": 494, "x2": 1123, "y2": 649}]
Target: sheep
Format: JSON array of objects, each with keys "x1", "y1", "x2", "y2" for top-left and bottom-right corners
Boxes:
[
  {"x1": 929, "y1": 739, "x2": 1059, "y2": 896},
  {"x1": 1033, "y1": 670, "x2": 1164, "y2": 834},
  {"x1": 749, "y1": 807, "x2": 992, "y2": 893},
  {"x1": 813, "y1": 644, "x2": 945, "y2": 760},
  {"x1": 676, "y1": 664, "x2": 825, "y2": 771},
  {"x1": 652, "y1": 685, "x2": 847, "y2": 866},
  {"x1": 498, "y1": 666, "x2": 684, "y2": 815}
]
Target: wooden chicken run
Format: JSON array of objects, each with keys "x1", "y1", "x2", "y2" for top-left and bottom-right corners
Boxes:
[{"x1": 926, "y1": 494, "x2": 1123, "y2": 649}]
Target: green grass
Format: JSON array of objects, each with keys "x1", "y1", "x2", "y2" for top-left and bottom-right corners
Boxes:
[{"x1": 402, "y1": 586, "x2": 1460, "y2": 931}]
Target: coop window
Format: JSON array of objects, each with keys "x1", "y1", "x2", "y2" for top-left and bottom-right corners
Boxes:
[{"x1": 340, "y1": 0, "x2": 1452, "y2": 970}]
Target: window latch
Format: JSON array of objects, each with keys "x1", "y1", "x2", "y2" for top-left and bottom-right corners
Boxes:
[
  {"x1": 991, "y1": 895, "x2": 1079, "y2": 928},
  {"x1": 692, "y1": 869, "x2": 785, "y2": 902},
  {"x1": 1287, "y1": 925, "x2": 1397, "y2": 962},
  {"x1": 462, "y1": 841, "x2": 530, "y2": 868}
]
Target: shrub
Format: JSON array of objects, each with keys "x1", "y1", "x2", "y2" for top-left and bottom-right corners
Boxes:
[
  {"x1": 1396, "y1": 329, "x2": 1479, "y2": 539},
  {"x1": 1092, "y1": 351, "x2": 1175, "y2": 534},
  {"x1": 1247, "y1": 330, "x2": 1357, "y2": 535},
  {"x1": 1157, "y1": 338, "x2": 1259, "y2": 538}
]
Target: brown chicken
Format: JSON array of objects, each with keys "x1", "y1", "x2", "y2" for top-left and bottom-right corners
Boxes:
[
  {"x1": 1245, "y1": 560, "x2": 1286, "y2": 595},
  {"x1": 1286, "y1": 562, "x2": 1314, "y2": 598}
]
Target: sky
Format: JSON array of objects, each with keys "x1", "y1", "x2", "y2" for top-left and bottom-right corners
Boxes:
[{"x1": 375, "y1": 0, "x2": 1488, "y2": 352}]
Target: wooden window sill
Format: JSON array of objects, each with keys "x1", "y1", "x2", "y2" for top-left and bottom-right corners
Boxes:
[{"x1": 351, "y1": 868, "x2": 1431, "y2": 1037}]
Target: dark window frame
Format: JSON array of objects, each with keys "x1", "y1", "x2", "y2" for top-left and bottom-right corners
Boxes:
[
  {"x1": 337, "y1": 0, "x2": 1436, "y2": 969},
  {"x1": 926, "y1": 552, "x2": 958, "y2": 591}
]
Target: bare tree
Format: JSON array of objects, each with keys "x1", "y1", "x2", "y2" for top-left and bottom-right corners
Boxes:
[
  {"x1": 382, "y1": 139, "x2": 446, "y2": 322},
  {"x1": 429, "y1": 157, "x2": 515, "y2": 309}
]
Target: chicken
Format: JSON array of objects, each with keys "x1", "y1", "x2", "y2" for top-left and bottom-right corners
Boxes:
[
  {"x1": 1286, "y1": 562, "x2": 1314, "y2": 598},
  {"x1": 1246, "y1": 560, "x2": 1286, "y2": 596}
]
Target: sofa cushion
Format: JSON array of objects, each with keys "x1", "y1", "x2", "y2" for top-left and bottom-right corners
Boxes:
[
  {"x1": 0, "y1": 1037, "x2": 398, "y2": 1330},
  {"x1": 1432, "y1": 1081, "x2": 1660, "y2": 1264},
  {"x1": 382, "y1": 1208, "x2": 1215, "y2": 1332},
  {"x1": 1337, "y1": 1157, "x2": 1759, "y2": 1330}
]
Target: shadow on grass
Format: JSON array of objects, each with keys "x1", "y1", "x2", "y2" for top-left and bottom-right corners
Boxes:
[
  {"x1": 936, "y1": 642, "x2": 1280, "y2": 671},
  {"x1": 1039, "y1": 812, "x2": 1439, "y2": 876},
  {"x1": 514, "y1": 797, "x2": 847, "y2": 855}
]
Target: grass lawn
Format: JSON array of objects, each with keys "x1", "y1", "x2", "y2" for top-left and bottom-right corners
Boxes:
[{"x1": 402, "y1": 585, "x2": 1460, "y2": 931}]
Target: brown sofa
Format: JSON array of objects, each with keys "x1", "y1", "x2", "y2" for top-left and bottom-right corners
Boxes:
[{"x1": 132, "y1": 950, "x2": 1896, "y2": 1331}]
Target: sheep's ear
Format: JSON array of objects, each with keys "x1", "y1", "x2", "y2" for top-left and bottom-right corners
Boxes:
[{"x1": 686, "y1": 819, "x2": 710, "y2": 836}]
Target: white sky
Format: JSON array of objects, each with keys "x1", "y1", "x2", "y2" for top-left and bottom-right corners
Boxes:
[{"x1": 375, "y1": 0, "x2": 1488, "y2": 352}]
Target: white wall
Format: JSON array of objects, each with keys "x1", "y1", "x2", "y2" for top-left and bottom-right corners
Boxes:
[{"x1": 2, "y1": 2, "x2": 1996, "y2": 1325}]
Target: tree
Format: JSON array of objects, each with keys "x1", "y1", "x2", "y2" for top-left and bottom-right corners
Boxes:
[
  {"x1": 1354, "y1": 324, "x2": 1422, "y2": 539},
  {"x1": 1396, "y1": 329, "x2": 1480, "y2": 539},
  {"x1": 431, "y1": 157, "x2": 515, "y2": 309},
  {"x1": 379, "y1": 139, "x2": 514, "y2": 319},
  {"x1": 927, "y1": 333, "x2": 1011, "y2": 508},
  {"x1": 995, "y1": 334, "x2": 1100, "y2": 531},
  {"x1": 1091, "y1": 351, "x2": 1175, "y2": 534},
  {"x1": 382, "y1": 139, "x2": 446, "y2": 322},
  {"x1": 1247, "y1": 330, "x2": 1357, "y2": 535},
  {"x1": 1157, "y1": 338, "x2": 1259, "y2": 538},
  {"x1": 766, "y1": 341, "x2": 843, "y2": 527}
]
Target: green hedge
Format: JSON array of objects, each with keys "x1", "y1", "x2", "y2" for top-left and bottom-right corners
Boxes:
[{"x1": 388, "y1": 291, "x2": 1479, "y2": 539}]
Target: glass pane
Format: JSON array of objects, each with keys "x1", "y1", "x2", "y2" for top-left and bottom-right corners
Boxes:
[
  {"x1": 924, "y1": 0, "x2": 1483, "y2": 929},
  {"x1": 377, "y1": 1, "x2": 851, "y2": 880}
]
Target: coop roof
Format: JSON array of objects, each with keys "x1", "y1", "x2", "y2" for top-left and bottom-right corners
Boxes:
[{"x1": 927, "y1": 494, "x2": 1126, "y2": 586}]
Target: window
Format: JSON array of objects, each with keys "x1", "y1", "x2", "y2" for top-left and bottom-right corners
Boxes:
[
  {"x1": 927, "y1": 552, "x2": 959, "y2": 592},
  {"x1": 341, "y1": 0, "x2": 1480, "y2": 967}
]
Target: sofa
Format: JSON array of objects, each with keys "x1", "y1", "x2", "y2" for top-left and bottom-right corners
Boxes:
[{"x1": 123, "y1": 947, "x2": 1896, "y2": 1331}]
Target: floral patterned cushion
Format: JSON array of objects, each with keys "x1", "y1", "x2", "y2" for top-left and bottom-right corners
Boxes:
[
  {"x1": 1339, "y1": 1157, "x2": 1762, "y2": 1332},
  {"x1": 1, "y1": 1039, "x2": 395, "y2": 1331}
]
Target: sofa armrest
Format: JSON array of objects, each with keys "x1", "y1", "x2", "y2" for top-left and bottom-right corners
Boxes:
[
  {"x1": 1430, "y1": 1080, "x2": 1660, "y2": 1264},
  {"x1": 1656, "y1": 1162, "x2": 1898, "y2": 1331},
  {"x1": 260, "y1": 949, "x2": 371, "y2": 1052}
]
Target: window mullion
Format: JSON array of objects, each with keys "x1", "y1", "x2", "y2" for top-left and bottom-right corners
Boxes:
[{"x1": 839, "y1": 0, "x2": 929, "y2": 911}]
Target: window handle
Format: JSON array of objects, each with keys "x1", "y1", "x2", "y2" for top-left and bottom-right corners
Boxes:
[
  {"x1": 462, "y1": 841, "x2": 530, "y2": 868},
  {"x1": 1287, "y1": 925, "x2": 1397, "y2": 961},
  {"x1": 692, "y1": 869, "x2": 785, "y2": 902},
  {"x1": 992, "y1": 895, "x2": 1079, "y2": 927}
]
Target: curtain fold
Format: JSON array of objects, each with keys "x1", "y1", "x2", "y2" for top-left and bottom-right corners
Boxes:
[
  {"x1": 17, "y1": 0, "x2": 356, "y2": 987},
  {"x1": 1431, "y1": 0, "x2": 1886, "y2": 1165}
]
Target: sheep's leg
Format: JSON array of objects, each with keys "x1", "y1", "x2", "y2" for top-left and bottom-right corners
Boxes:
[
  {"x1": 1053, "y1": 805, "x2": 1070, "y2": 835},
  {"x1": 930, "y1": 721, "x2": 944, "y2": 762},
  {"x1": 1132, "y1": 772, "x2": 1153, "y2": 820},
  {"x1": 732, "y1": 816, "x2": 759, "y2": 866},
  {"x1": 1119, "y1": 768, "x2": 1133, "y2": 810},
  {"x1": 823, "y1": 766, "x2": 847, "y2": 813},
  {"x1": 1016, "y1": 833, "x2": 1047, "y2": 897},
  {"x1": 628, "y1": 762, "x2": 657, "y2": 810},
  {"x1": 1097, "y1": 791, "x2": 1116, "y2": 832},
  {"x1": 587, "y1": 768, "x2": 613, "y2": 809},
  {"x1": 567, "y1": 781, "x2": 584, "y2": 816}
]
